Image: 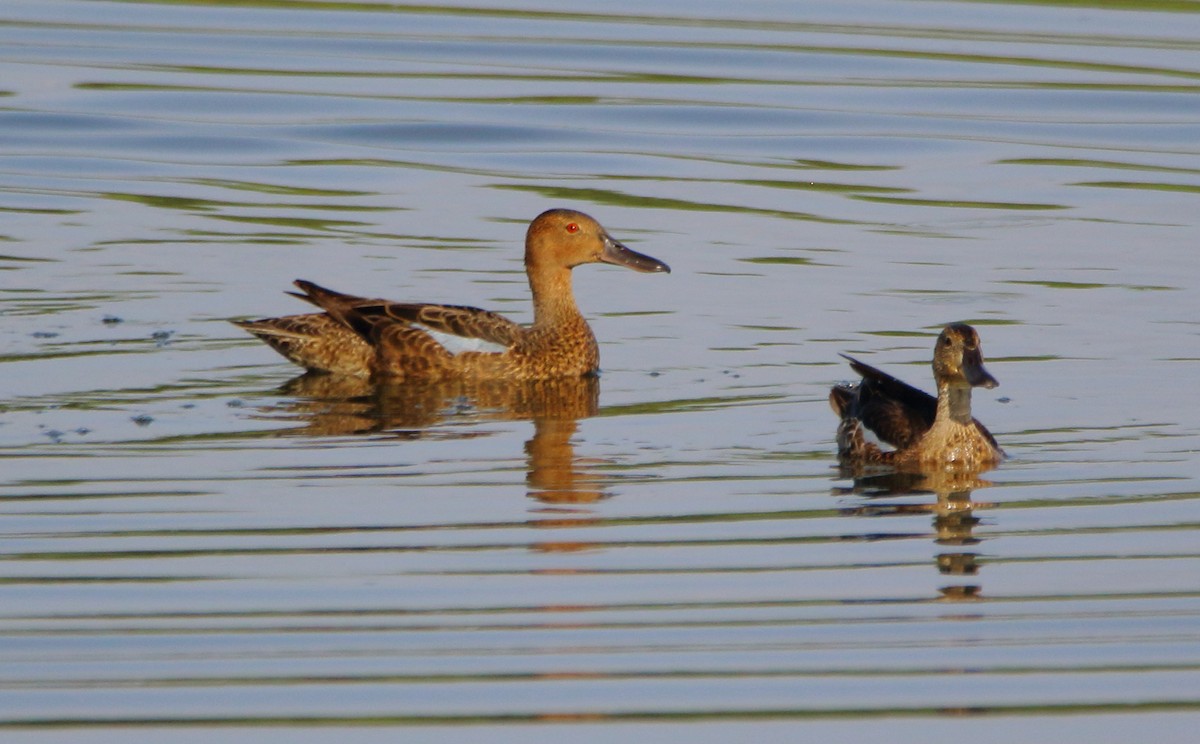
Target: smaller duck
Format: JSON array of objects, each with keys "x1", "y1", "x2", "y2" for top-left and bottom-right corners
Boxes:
[
  {"x1": 829, "y1": 323, "x2": 1004, "y2": 470},
  {"x1": 234, "y1": 209, "x2": 669, "y2": 381}
]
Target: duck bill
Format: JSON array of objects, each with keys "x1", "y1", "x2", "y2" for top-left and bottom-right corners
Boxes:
[
  {"x1": 599, "y1": 234, "x2": 670, "y2": 274},
  {"x1": 963, "y1": 348, "x2": 999, "y2": 389}
]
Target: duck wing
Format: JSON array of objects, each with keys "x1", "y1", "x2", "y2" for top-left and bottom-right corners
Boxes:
[
  {"x1": 291, "y1": 280, "x2": 522, "y2": 353},
  {"x1": 233, "y1": 313, "x2": 374, "y2": 377},
  {"x1": 375, "y1": 302, "x2": 523, "y2": 350},
  {"x1": 840, "y1": 354, "x2": 937, "y2": 450}
]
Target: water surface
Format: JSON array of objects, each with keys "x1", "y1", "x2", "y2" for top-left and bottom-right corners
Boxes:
[{"x1": 2, "y1": 0, "x2": 1200, "y2": 740}]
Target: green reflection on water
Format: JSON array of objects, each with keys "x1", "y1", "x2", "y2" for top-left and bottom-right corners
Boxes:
[
  {"x1": 102, "y1": 192, "x2": 392, "y2": 214},
  {"x1": 0, "y1": 254, "x2": 56, "y2": 262},
  {"x1": 739, "y1": 257, "x2": 818, "y2": 266},
  {"x1": 494, "y1": 185, "x2": 854, "y2": 224},
  {"x1": 734, "y1": 180, "x2": 908, "y2": 195},
  {"x1": 853, "y1": 195, "x2": 1067, "y2": 210},
  {"x1": 1074, "y1": 181, "x2": 1200, "y2": 194},
  {"x1": 184, "y1": 179, "x2": 374, "y2": 197},
  {"x1": 1000, "y1": 158, "x2": 1200, "y2": 176},
  {"x1": 980, "y1": 0, "x2": 1200, "y2": 14},
  {"x1": 1005, "y1": 280, "x2": 1178, "y2": 291}
]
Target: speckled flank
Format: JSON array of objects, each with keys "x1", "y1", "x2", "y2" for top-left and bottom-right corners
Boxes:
[
  {"x1": 232, "y1": 313, "x2": 374, "y2": 378},
  {"x1": 830, "y1": 323, "x2": 1004, "y2": 471},
  {"x1": 233, "y1": 209, "x2": 669, "y2": 381}
]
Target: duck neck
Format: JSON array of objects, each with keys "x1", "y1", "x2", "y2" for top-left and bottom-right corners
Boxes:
[
  {"x1": 528, "y1": 264, "x2": 584, "y2": 329},
  {"x1": 938, "y1": 382, "x2": 974, "y2": 424}
]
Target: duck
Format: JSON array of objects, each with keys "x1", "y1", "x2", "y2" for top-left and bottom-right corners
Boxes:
[
  {"x1": 829, "y1": 323, "x2": 1004, "y2": 469},
  {"x1": 233, "y1": 209, "x2": 670, "y2": 381}
]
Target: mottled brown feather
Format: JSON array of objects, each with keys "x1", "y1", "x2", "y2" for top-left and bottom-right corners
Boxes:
[
  {"x1": 839, "y1": 355, "x2": 936, "y2": 449},
  {"x1": 232, "y1": 313, "x2": 373, "y2": 377},
  {"x1": 382, "y1": 303, "x2": 522, "y2": 347},
  {"x1": 233, "y1": 208, "x2": 669, "y2": 381},
  {"x1": 830, "y1": 324, "x2": 1004, "y2": 470}
]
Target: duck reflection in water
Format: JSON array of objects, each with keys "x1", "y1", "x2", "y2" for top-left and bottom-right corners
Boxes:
[
  {"x1": 272, "y1": 373, "x2": 609, "y2": 505},
  {"x1": 835, "y1": 467, "x2": 995, "y2": 601},
  {"x1": 828, "y1": 323, "x2": 1008, "y2": 599}
]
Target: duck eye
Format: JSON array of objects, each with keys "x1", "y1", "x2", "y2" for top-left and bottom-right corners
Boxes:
[{"x1": 565, "y1": 223, "x2": 580, "y2": 234}]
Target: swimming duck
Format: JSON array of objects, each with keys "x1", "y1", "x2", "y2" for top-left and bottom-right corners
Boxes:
[
  {"x1": 234, "y1": 209, "x2": 669, "y2": 381},
  {"x1": 829, "y1": 323, "x2": 1004, "y2": 469}
]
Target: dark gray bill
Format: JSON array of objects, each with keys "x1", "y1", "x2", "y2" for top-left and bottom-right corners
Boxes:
[
  {"x1": 600, "y1": 234, "x2": 670, "y2": 274},
  {"x1": 963, "y1": 347, "x2": 999, "y2": 389}
]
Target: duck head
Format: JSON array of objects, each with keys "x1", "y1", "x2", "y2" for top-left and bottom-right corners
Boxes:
[
  {"x1": 526, "y1": 209, "x2": 670, "y2": 274},
  {"x1": 932, "y1": 323, "x2": 998, "y2": 390}
]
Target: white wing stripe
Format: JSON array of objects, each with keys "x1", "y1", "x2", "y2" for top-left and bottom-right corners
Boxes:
[{"x1": 419, "y1": 325, "x2": 509, "y2": 355}]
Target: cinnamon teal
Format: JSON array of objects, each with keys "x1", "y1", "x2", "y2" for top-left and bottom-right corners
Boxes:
[
  {"x1": 829, "y1": 323, "x2": 1004, "y2": 469},
  {"x1": 233, "y1": 209, "x2": 669, "y2": 381}
]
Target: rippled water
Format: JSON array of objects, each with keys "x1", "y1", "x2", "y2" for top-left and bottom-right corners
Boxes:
[{"x1": 3, "y1": 0, "x2": 1200, "y2": 740}]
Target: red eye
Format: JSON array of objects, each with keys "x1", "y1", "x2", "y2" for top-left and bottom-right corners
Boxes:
[{"x1": 566, "y1": 223, "x2": 580, "y2": 233}]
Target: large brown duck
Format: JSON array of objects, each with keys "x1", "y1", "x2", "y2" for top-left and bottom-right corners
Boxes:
[
  {"x1": 234, "y1": 209, "x2": 670, "y2": 381},
  {"x1": 830, "y1": 323, "x2": 1004, "y2": 470}
]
